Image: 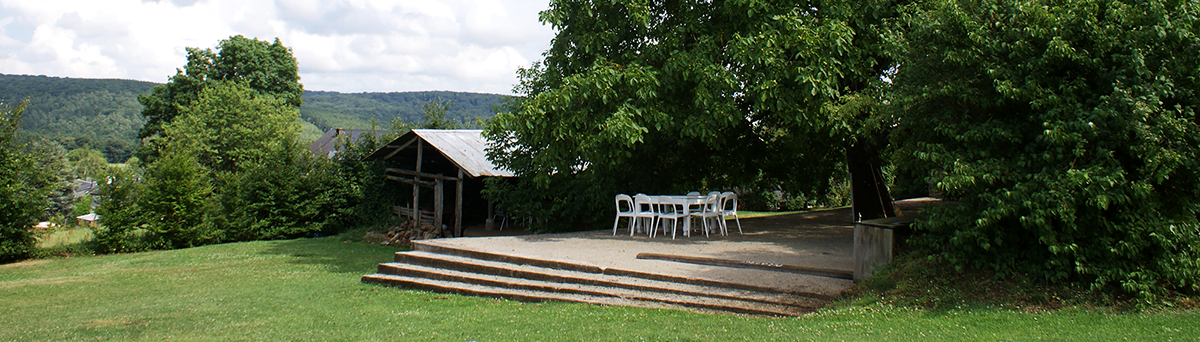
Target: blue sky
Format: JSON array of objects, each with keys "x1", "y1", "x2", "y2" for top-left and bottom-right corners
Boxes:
[{"x1": 0, "y1": 0, "x2": 556, "y2": 94}]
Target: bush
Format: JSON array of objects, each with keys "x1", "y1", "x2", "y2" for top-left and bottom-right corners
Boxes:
[
  {"x1": 137, "y1": 148, "x2": 220, "y2": 249},
  {"x1": 94, "y1": 166, "x2": 151, "y2": 253},
  {"x1": 221, "y1": 157, "x2": 359, "y2": 241},
  {"x1": 893, "y1": 0, "x2": 1200, "y2": 300}
]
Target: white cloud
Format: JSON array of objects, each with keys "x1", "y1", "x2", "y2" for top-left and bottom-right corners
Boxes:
[{"x1": 0, "y1": 0, "x2": 556, "y2": 94}]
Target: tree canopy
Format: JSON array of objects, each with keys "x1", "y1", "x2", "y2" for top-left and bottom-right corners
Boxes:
[
  {"x1": 484, "y1": 0, "x2": 900, "y2": 231},
  {"x1": 486, "y1": 0, "x2": 1200, "y2": 299},
  {"x1": 162, "y1": 80, "x2": 301, "y2": 173},
  {"x1": 137, "y1": 35, "x2": 302, "y2": 161},
  {"x1": 891, "y1": 0, "x2": 1200, "y2": 298}
]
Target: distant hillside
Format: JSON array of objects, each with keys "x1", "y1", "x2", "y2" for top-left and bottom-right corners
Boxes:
[
  {"x1": 301, "y1": 90, "x2": 508, "y2": 132},
  {"x1": 0, "y1": 73, "x2": 509, "y2": 161},
  {"x1": 0, "y1": 74, "x2": 155, "y2": 162}
]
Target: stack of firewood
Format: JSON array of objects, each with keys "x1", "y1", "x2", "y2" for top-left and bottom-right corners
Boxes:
[{"x1": 364, "y1": 221, "x2": 441, "y2": 247}]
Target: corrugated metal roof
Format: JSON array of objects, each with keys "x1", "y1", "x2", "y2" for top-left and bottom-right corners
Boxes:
[{"x1": 365, "y1": 129, "x2": 514, "y2": 178}]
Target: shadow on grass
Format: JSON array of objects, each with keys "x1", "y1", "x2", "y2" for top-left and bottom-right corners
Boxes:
[{"x1": 259, "y1": 237, "x2": 408, "y2": 275}]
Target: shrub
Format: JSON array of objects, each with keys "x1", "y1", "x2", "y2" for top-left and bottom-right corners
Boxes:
[
  {"x1": 221, "y1": 157, "x2": 359, "y2": 241},
  {"x1": 94, "y1": 166, "x2": 151, "y2": 253},
  {"x1": 893, "y1": 0, "x2": 1200, "y2": 300}
]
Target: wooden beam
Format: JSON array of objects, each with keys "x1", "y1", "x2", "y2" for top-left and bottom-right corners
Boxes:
[
  {"x1": 434, "y1": 179, "x2": 444, "y2": 236},
  {"x1": 455, "y1": 168, "x2": 464, "y2": 237},
  {"x1": 385, "y1": 175, "x2": 436, "y2": 188},
  {"x1": 386, "y1": 168, "x2": 461, "y2": 181},
  {"x1": 413, "y1": 139, "x2": 423, "y2": 227},
  {"x1": 381, "y1": 136, "x2": 418, "y2": 160}
]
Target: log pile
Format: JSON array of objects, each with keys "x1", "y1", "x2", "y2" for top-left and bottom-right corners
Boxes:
[{"x1": 364, "y1": 220, "x2": 441, "y2": 247}]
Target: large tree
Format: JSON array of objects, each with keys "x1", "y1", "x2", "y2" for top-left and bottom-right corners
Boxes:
[
  {"x1": 137, "y1": 35, "x2": 302, "y2": 162},
  {"x1": 484, "y1": 0, "x2": 900, "y2": 231},
  {"x1": 891, "y1": 0, "x2": 1200, "y2": 298},
  {"x1": 0, "y1": 100, "x2": 49, "y2": 262}
]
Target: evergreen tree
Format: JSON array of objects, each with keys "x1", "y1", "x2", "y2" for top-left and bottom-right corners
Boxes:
[
  {"x1": 26, "y1": 139, "x2": 76, "y2": 218},
  {"x1": 138, "y1": 145, "x2": 219, "y2": 249}
]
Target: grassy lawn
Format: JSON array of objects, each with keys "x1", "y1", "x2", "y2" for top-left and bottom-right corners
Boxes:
[
  {"x1": 34, "y1": 227, "x2": 94, "y2": 248},
  {"x1": 2, "y1": 238, "x2": 1197, "y2": 341}
]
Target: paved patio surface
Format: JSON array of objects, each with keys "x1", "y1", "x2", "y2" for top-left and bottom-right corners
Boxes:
[{"x1": 424, "y1": 207, "x2": 865, "y2": 297}]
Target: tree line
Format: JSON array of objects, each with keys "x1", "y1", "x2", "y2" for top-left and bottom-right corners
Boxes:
[
  {"x1": 0, "y1": 74, "x2": 506, "y2": 163},
  {"x1": 0, "y1": 36, "x2": 408, "y2": 259}
]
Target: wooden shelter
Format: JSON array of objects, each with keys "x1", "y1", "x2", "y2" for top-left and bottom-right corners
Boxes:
[{"x1": 363, "y1": 129, "x2": 515, "y2": 236}]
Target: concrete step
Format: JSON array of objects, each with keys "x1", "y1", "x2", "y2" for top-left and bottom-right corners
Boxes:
[
  {"x1": 362, "y1": 272, "x2": 804, "y2": 316},
  {"x1": 362, "y1": 273, "x2": 699, "y2": 312},
  {"x1": 372, "y1": 262, "x2": 814, "y2": 316},
  {"x1": 364, "y1": 240, "x2": 840, "y2": 316},
  {"x1": 388, "y1": 251, "x2": 824, "y2": 309},
  {"x1": 410, "y1": 240, "x2": 843, "y2": 299}
]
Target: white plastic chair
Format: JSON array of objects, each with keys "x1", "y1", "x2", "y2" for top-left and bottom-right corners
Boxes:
[
  {"x1": 684, "y1": 191, "x2": 705, "y2": 221},
  {"x1": 655, "y1": 197, "x2": 687, "y2": 239},
  {"x1": 689, "y1": 192, "x2": 723, "y2": 237},
  {"x1": 720, "y1": 191, "x2": 742, "y2": 234},
  {"x1": 612, "y1": 194, "x2": 635, "y2": 236},
  {"x1": 632, "y1": 194, "x2": 658, "y2": 237}
]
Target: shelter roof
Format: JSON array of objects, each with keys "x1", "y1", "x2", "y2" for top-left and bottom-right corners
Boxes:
[{"x1": 364, "y1": 129, "x2": 514, "y2": 178}]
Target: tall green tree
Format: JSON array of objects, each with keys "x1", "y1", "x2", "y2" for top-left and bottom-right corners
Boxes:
[
  {"x1": 137, "y1": 35, "x2": 302, "y2": 162},
  {"x1": 0, "y1": 100, "x2": 48, "y2": 262},
  {"x1": 484, "y1": 0, "x2": 900, "y2": 231},
  {"x1": 163, "y1": 80, "x2": 301, "y2": 173},
  {"x1": 891, "y1": 0, "x2": 1200, "y2": 299}
]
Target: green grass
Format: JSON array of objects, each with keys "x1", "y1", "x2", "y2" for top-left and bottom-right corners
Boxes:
[
  {"x1": 2, "y1": 238, "x2": 1197, "y2": 341},
  {"x1": 34, "y1": 227, "x2": 94, "y2": 248}
]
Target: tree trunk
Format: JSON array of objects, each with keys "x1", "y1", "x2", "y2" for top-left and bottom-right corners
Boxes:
[{"x1": 847, "y1": 140, "x2": 895, "y2": 222}]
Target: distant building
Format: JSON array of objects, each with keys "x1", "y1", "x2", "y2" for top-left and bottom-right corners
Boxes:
[
  {"x1": 74, "y1": 179, "x2": 98, "y2": 197},
  {"x1": 76, "y1": 213, "x2": 99, "y2": 227},
  {"x1": 309, "y1": 128, "x2": 391, "y2": 158}
]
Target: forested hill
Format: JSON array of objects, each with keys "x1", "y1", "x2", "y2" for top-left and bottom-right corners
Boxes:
[
  {"x1": 301, "y1": 90, "x2": 508, "y2": 132},
  {"x1": 0, "y1": 73, "x2": 509, "y2": 162},
  {"x1": 0, "y1": 74, "x2": 155, "y2": 162}
]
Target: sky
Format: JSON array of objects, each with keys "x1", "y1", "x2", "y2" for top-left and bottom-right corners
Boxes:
[{"x1": 0, "y1": 0, "x2": 557, "y2": 95}]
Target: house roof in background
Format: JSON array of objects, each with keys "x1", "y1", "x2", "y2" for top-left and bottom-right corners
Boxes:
[
  {"x1": 364, "y1": 129, "x2": 514, "y2": 178},
  {"x1": 308, "y1": 128, "x2": 391, "y2": 158}
]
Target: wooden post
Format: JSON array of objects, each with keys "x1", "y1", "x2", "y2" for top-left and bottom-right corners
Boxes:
[
  {"x1": 412, "y1": 139, "x2": 423, "y2": 227},
  {"x1": 486, "y1": 198, "x2": 495, "y2": 230},
  {"x1": 455, "y1": 168, "x2": 464, "y2": 237},
  {"x1": 434, "y1": 178, "x2": 443, "y2": 236}
]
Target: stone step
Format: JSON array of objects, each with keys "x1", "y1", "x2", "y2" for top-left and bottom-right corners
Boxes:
[
  {"x1": 362, "y1": 272, "x2": 803, "y2": 316},
  {"x1": 410, "y1": 240, "x2": 842, "y2": 299},
  {"x1": 373, "y1": 262, "x2": 813, "y2": 316},
  {"x1": 388, "y1": 251, "x2": 824, "y2": 309}
]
